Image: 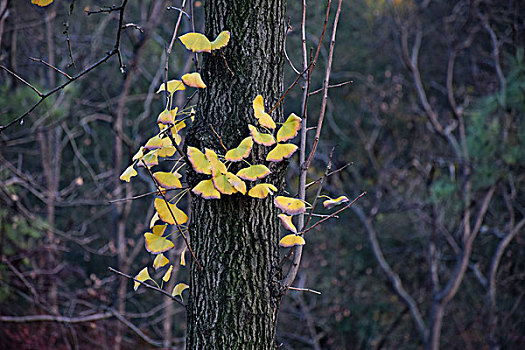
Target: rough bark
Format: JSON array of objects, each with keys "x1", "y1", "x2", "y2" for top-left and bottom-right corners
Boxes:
[{"x1": 186, "y1": 0, "x2": 286, "y2": 348}]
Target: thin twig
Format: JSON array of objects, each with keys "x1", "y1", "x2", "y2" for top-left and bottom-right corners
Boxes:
[
  {"x1": 209, "y1": 124, "x2": 227, "y2": 151},
  {"x1": 305, "y1": 162, "x2": 352, "y2": 190},
  {"x1": 302, "y1": 191, "x2": 366, "y2": 235},
  {"x1": 64, "y1": 0, "x2": 76, "y2": 68},
  {"x1": 109, "y1": 188, "x2": 188, "y2": 203},
  {"x1": 0, "y1": 65, "x2": 44, "y2": 97},
  {"x1": 30, "y1": 57, "x2": 72, "y2": 79},
  {"x1": 164, "y1": 0, "x2": 187, "y2": 108},
  {"x1": 309, "y1": 81, "x2": 352, "y2": 95},
  {"x1": 288, "y1": 286, "x2": 322, "y2": 295},
  {"x1": 108, "y1": 267, "x2": 184, "y2": 306},
  {"x1": 304, "y1": 147, "x2": 334, "y2": 229},
  {"x1": 304, "y1": 0, "x2": 342, "y2": 169},
  {"x1": 86, "y1": 5, "x2": 123, "y2": 15},
  {"x1": 269, "y1": 62, "x2": 313, "y2": 115},
  {"x1": 1, "y1": 1, "x2": 129, "y2": 133},
  {"x1": 166, "y1": 6, "x2": 190, "y2": 19}
]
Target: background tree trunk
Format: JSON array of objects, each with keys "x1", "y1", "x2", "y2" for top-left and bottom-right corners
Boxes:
[{"x1": 186, "y1": 0, "x2": 286, "y2": 348}]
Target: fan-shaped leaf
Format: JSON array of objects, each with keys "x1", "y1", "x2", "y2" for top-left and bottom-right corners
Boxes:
[
  {"x1": 157, "y1": 107, "x2": 177, "y2": 125},
  {"x1": 266, "y1": 143, "x2": 298, "y2": 162},
  {"x1": 323, "y1": 195, "x2": 349, "y2": 209},
  {"x1": 278, "y1": 214, "x2": 297, "y2": 233},
  {"x1": 153, "y1": 171, "x2": 182, "y2": 189},
  {"x1": 205, "y1": 148, "x2": 227, "y2": 175},
  {"x1": 138, "y1": 151, "x2": 159, "y2": 168},
  {"x1": 225, "y1": 137, "x2": 253, "y2": 162},
  {"x1": 276, "y1": 113, "x2": 302, "y2": 142},
  {"x1": 156, "y1": 80, "x2": 185, "y2": 94},
  {"x1": 236, "y1": 164, "x2": 271, "y2": 181},
  {"x1": 32, "y1": 0, "x2": 54, "y2": 7},
  {"x1": 172, "y1": 283, "x2": 189, "y2": 301},
  {"x1": 133, "y1": 267, "x2": 152, "y2": 291},
  {"x1": 132, "y1": 146, "x2": 145, "y2": 161},
  {"x1": 248, "y1": 124, "x2": 275, "y2": 146},
  {"x1": 192, "y1": 179, "x2": 221, "y2": 199},
  {"x1": 144, "y1": 232, "x2": 174, "y2": 254},
  {"x1": 120, "y1": 165, "x2": 137, "y2": 182},
  {"x1": 144, "y1": 135, "x2": 163, "y2": 151},
  {"x1": 179, "y1": 31, "x2": 230, "y2": 53},
  {"x1": 154, "y1": 198, "x2": 188, "y2": 225},
  {"x1": 225, "y1": 172, "x2": 246, "y2": 195},
  {"x1": 253, "y1": 95, "x2": 276, "y2": 129},
  {"x1": 212, "y1": 173, "x2": 236, "y2": 195},
  {"x1": 187, "y1": 146, "x2": 212, "y2": 174},
  {"x1": 153, "y1": 253, "x2": 170, "y2": 270},
  {"x1": 181, "y1": 72, "x2": 206, "y2": 88},
  {"x1": 274, "y1": 196, "x2": 306, "y2": 215},
  {"x1": 210, "y1": 31, "x2": 230, "y2": 50},
  {"x1": 151, "y1": 224, "x2": 167, "y2": 236},
  {"x1": 279, "y1": 234, "x2": 306, "y2": 248},
  {"x1": 248, "y1": 183, "x2": 277, "y2": 199}
]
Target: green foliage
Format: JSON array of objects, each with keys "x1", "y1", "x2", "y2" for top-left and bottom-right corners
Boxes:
[{"x1": 466, "y1": 49, "x2": 525, "y2": 189}]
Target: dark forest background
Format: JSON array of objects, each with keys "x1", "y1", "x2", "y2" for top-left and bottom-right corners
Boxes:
[{"x1": 1, "y1": 0, "x2": 524, "y2": 349}]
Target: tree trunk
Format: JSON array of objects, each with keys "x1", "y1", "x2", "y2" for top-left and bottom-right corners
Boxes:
[{"x1": 186, "y1": 0, "x2": 286, "y2": 348}]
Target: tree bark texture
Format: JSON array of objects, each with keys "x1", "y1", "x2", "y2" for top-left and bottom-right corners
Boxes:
[{"x1": 186, "y1": 0, "x2": 287, "y2": 348}]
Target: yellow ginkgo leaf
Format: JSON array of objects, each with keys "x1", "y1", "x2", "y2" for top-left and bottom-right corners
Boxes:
[
  {"x1": 138, "y1": 151, "x2": 159, "y2": 168},
  {"x1": 150, "y1": 212, "x2": 160, "y2": 228},
  {"x1": 236, "y1": 164, "x2": 271, "y2": 181},
  {"x1": 172, "y1": 282, "x2": 189, "y2": 301},
  {"x1": 225, "y1": 172, "x2": 246, "y2": 195},
  {"x1": 151, "y1": 224, "x2": 167, "y2": 236},
  {"x1": 153, "y1": 253, "x2": 170, "y2": 270},
  {"x1": 253, "y1": 95, "x2": 276, "y2": 129},
  {"x1": 205, "y1": 148, "x2": 227, "y2": 175},
  {"x1": 157, "y1": 107, "x2": 178, "y2": 125},
  {"x1": 279, "y1": 234, "x2": 306, "y2": 248},
  {"x1": 248, "y1": 183, "x2": 277, "y2": 199},
  {"x1": 276, "y1": 113, "x2": 302, "y2": 142},
  {"x1": 224, "y1": 137, "x2": 253, "y2": 162},
  {"x1": 144, "y1": 135, "x2": 163, "y2": 151},
  {"x1": 144, "y1": 232, "x2": 175, "y2": 254},
  {"x1": 32, "y1": 0, "x2": 54, "y2": 6},
  {"x1": 154, "y1": 198, "x2": 189, "y2": 225},
  {"x1": 156, "y1": 80, "x2": 185, "y2": 94},
  {"x1": 132, "y1": 146, "x2": 145, "y2": 161},
  {"x1": 192, "y1": 179, "x2": 221, "y2": 199},
  {"x1": 274, "y1": 196, "x2": 306, "y2": 215},
  {"x1": 212, "y1": 173, "x2": 236, "y2": 195},
  {"x1": 278, "y1": 214, "x2": 297, "y2": 233},
  {"x1": 181, "y1": 72, "x2": 207, "y2": 88},
  {"x1": 210, "y1": 30, "x2": 231, "y2": 50},
  {"x1": 173, "y1": 118, "x2": 187, "y2": 133},
  {"x1": 180, "y1": 247, "x2": 187, "y2": 266},
  {"x1": 153, "y1": 171, "x2": 182, "y2": 189},
  {"x1": 323, "y1": 195, "x2": 349, "y2": 209},
  {"x1": 156, "y1": 138, "x2": 176, "y2": 157},
  {"x1": 179, "y1": 31, "x2": 230, "y2": 52},
  {"x1": 266, "y1": 143, "x2": 298, "y2": 162},
  {"x1": 120, "y1": 165, "x2": 137, "y2": 182},
  {"x1": 190, "y1": 108, "x2": 196, "y2": 122},
  {"x1": 162, "y1": 265, "x2": 173, "y2": 282},
  {"x1": 134, "y1": 267, "x2": 152, "y2": 291},
  {"x1": 248, "y1": 124, "x2": 276, "y2": 146},
  {"x1": 187, "y1": 146, "x2": 212, "y2": 175},
  {"x1": 179, "y1": 33, "x2": 213, "y2": 52}
]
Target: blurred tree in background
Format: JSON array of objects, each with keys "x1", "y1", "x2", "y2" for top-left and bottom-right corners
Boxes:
[{"x1": 0, "y1": 0, "x2": 523, "y2": 349}]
